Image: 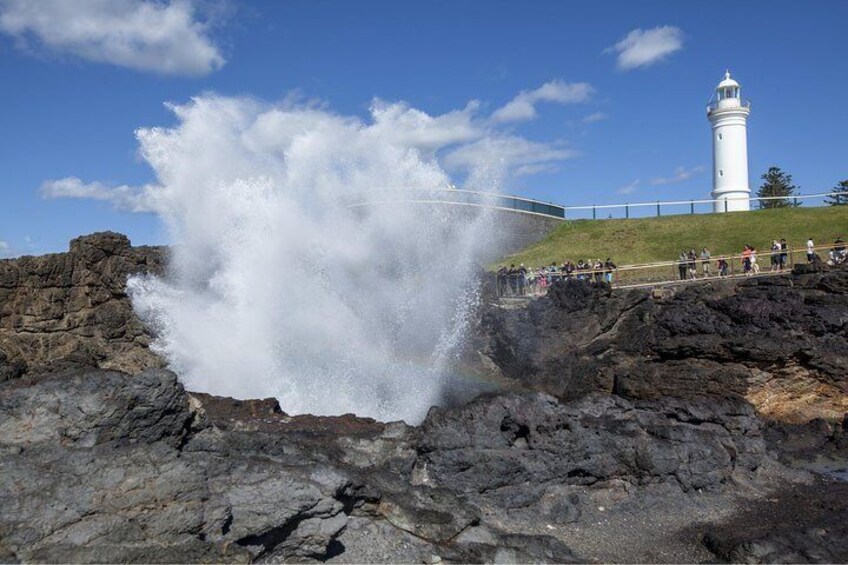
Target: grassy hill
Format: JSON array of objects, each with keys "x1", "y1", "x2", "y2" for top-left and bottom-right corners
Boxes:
[{"x1": 497, "y1": 206, "x2": 848, "y2": 268}]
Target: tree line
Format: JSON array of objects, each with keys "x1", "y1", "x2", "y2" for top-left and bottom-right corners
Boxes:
[{"x1": 756, "y1": 167, "x2": 847, "y2": 208}]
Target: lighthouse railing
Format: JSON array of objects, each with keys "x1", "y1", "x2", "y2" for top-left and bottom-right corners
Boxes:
[{"x1": 707, "y1": 98, "x2": 751, "y2": 114}]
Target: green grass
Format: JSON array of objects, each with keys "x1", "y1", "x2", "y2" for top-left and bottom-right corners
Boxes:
[{"x1": 497, "y1": 206, "x2": 848, "y2": 269}]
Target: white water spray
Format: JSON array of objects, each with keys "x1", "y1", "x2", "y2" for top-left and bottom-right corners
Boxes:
[{"x1": 126, "y1": 94, "x2": 505, "y2": 423}]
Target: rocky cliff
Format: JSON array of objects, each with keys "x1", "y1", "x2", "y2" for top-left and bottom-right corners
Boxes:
[
  {"x1": 0, "y1": 234, "x2": 846, "y2": 563},
  {"x1": 474, "y1": 271, "x2": 848, "y2": 425},
  {"x1": 0, "y1": 232, "x2": 165, "y2": 375}
]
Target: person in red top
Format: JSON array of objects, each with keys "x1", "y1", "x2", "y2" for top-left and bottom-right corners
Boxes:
[{"x1": 741, "y1": 245, "x2": 752, "y2": 274}]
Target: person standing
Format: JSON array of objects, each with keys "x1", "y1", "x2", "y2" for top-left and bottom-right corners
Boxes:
[
  {"x1": 537, "y1": 267, "x2": 548, "y2": 295},
  {"x1": 496, "y1": 265, "x2": 508, "y2": 296},
  {"x1": 604, "y1": 258, "x2": 617, "y2": 283},
  {"x1": 742, "y1": 245, "x2": 752, "y2": 274},
  {"x1": 547, "y1": 262, "x2": 557, "y2": 286},
  {"x1": 770, "y1": 240, "x2": 779, "y2": 271},
  {"x1": 517, "y1": 264, "x2": 527, "y2": 296},
  {"x1": 678, "y1": 251, "x2": 688, "y2": 280},
  {"x1": 807, "y1": 237, "x2": 815, "y2": 262},
  {"x1": 717, "y1": 257, "x2": 729, "y2": 277},
  {"x1": 593, "y1": 259, "x2": 603, "y2": 284},
  {"x1": 779, "y1": 239, "x2": 788, "y2": 271},
  {"x1": 524, "y1": 264, "x2": 535, "y2": 295},
  {"x1": 700, "y1": 247, "x2": 711, "y2": 277},
  {"x1": 506, "y1": 264, "x2": 517, "y2": 295},
  {"x1": 688, "y1": 249, "x2": 698, "y2": 280}
]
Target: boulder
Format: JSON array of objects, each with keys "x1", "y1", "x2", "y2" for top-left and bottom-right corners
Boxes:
[{"x1": 414, "y1": 391, "x2": 767, "y2": 495}]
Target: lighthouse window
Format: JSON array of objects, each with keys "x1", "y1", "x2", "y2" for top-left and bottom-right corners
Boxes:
[
  {"x1": 720, "y1": 170, "x2": 724, "y2": 177},
  {"x1": 718, "y1": 133, "x2": 723, "y2": 140}
]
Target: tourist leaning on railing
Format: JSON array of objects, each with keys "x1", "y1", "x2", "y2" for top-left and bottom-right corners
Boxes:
[
  {"x1": 717, "y1": 257, "x2": 730, "y2": 277},
  {"x1": 829, "y1": 238, "x2": 847, "y2": 266}
]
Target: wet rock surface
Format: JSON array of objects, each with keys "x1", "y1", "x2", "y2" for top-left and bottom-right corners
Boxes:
[{"x1": 1, "y1": 236, "x2": 847, "y2": 563}]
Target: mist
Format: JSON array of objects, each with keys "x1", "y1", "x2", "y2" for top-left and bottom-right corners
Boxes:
[{"x1": 124, "y1": 94, "x2": 514, "y2": 423}]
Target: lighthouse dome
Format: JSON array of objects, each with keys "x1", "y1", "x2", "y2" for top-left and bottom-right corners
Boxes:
[{"x1": 717, "y1": 70, "x2": 740, "y2": 90}]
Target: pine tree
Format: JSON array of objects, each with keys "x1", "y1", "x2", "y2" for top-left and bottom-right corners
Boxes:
[
  {"x1": 756, "y1": 166, "x2": 798, "y2": 209},
  {"x1": 825, "y1": 180, "x2": 848, "y2": 206}
]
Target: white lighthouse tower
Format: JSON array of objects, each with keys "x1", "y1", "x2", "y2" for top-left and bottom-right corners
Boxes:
[{"x1": 707, "y1": 70, "x2": 751, "y2": 212}]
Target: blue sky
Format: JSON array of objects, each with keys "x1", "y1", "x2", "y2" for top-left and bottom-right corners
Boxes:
[{"x1": 1, "y1": 0, "x2": 846, "y2": 256}]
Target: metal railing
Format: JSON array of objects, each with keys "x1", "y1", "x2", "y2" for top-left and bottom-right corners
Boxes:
[
  {"x1": 348, "y1": 188, "x2": 841, "y2": 222},
  {"x1": 706, "y1": 99, "x2": 751, "y2": 114},
  {"x1": 562, "y1": 192, "x2": 838, "y2": 221},
  {"x1": 346, "y1": 188, "x2": 566, "y2": 219}
]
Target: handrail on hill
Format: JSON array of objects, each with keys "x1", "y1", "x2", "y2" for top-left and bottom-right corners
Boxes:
[
  {"x1": 346, "y1": 188, "x2": 567, "y2": 219},
  {"x1": 563, "y1": 192, "x2": 836, "y2": 220}
]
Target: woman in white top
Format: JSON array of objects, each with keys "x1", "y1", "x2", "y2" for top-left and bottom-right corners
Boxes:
[{"x1": 751, "y1": 248, "x2": 760, "y2": 274}]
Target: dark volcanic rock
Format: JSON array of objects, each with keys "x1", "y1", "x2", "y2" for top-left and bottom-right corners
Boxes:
[
  {"x1": 476, "y1": 279, "x2": 652, "y2": 400},
  {"x1": 0, "y1": 232, "x2": 165, "y2": 374},
  {"x1": 764, "y1": 417, "x2": 848, "y2": 463},
  {"x1": 0, "y1": 367, "x2": 359, "y2": 563},
  {"x1": 702, "y1": 480, "x2": 848, "y2": 563},
  {"x1": 414, "y1": 392, "x2": 766, "y2": 495},
  {"x1": 0, "y1": 349, "x2": 25, "y2": 382},
  {"x1": 0, "y1": 367, "x2": 190, "y2": 449},
  {"x1": 0, "y1": 366, "x2": 590, "y2": 563},
  {"x1": 475, "y1": 271, "x2": 848, "y2": 424}
]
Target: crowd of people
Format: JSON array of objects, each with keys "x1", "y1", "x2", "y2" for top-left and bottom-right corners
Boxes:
[
  {"x1": 678, "y1": 237, "x2": 847, "y2": 280},
  {"x1": 497, "y1": 237, "x2": 846, "y2": 299},
  {"x1": 676, "y1": 241, "x2": 789, "y2": 279},
  {"x1": 496, "y1": 259, "x2": 617, "y2": 296}
]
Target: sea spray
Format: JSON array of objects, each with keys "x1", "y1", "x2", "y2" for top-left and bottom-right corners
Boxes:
[{"x1": 126, "y1": 94, "x2": 502, "y2": 423}]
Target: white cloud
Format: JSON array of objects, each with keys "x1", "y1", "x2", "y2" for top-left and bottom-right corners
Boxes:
[
  {"x1": 40, "y1": 177, "x2": 159, "y2": 211},
  {"x1": 617, "y1": 179, "x2": 640, "y2": 195},
  {"x1": 650, "y1": 165, "x2": 705, "y2": 186},
  {"x1": 0, "y1": 240, "x2": 9, "y2": 257},
  {"x1": 0, "y1": 0, "x2": 225, "y2": 76},
  {"x1": 491, "y1": 80, "x2": 593, "y2": 123},
  {"x1": 444, "y1": 136, "x2": 576, "y2": 177},
  {"x1": 582, "y1": 112, "x2": 607, "y2": 124},
  {"x1": 604, "y1": 26, "x2": 683, "y2": 71},
  {"x1": 368, "y1": 99, "x2": 482, "y2": 154}
]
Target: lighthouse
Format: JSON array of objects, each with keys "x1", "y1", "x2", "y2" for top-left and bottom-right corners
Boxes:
[{"x1": 707, "y1": 70, "x2": 751, "y2": 212}]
